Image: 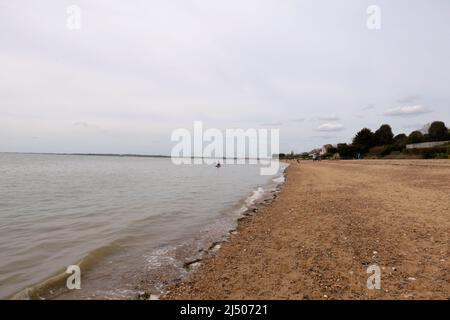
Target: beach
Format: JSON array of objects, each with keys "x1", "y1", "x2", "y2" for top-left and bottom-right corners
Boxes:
[{"x1": 165, "y1": 160, "x2": 450, "y2": 299}]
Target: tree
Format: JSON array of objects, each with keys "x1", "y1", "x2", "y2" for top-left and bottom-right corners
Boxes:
[
  {"x1": 408, "y1": 131, "x2": 424, "y2": 144},
  {"x1": 393, "y1": 133, "x2": 408, "y2": 148},
  {"x1": 374, "y1": 124, "x2": 394, "y2": 146},
  {"x1": 353, "y1": 128, "x2": 374, "y2": 149},
  {"x1": 394, "y1": 133, "x2": 407, "y2": 142},
  {"x1": 337, "y1": 143, "x2": 359, "y2": 159},
  {"x1": 428, "y1": 121, "x2": 448, "y2": 141}
]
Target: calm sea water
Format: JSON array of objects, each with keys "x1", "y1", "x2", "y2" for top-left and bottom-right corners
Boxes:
[{"x1": 0, "y1": 153, "x2": 285, "y2": 299}]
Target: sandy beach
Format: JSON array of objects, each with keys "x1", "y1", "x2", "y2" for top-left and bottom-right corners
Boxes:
[{"x1": 165, "y1": 160, "x2": 450, "y2": 300}]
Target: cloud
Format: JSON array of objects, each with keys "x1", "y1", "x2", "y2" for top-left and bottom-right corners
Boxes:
[
  {"x1": 73, "y1": 121, "x2": 89, "y2": 128},
  {"x1": 318, "y1": 115, "x2": 340, "y2": 121},
  {"x1": 362, "y1": 104, "x2": 374, "y2": 110},
  {"x1": 313, "y1": 134, "x2": 338, "y2": 139},
  {"x1": 382, "y1": 105, "x2": 432, "y2": 117},
  {"x1": 397, "y1": 95, "x2": 421, "y2": 104},
  {"x1": 316, "y1": 123, "x2": 345, "y2": 132},
  {"x1": 293, "y1": 118, "x2": 305, "y2": 122},
  {"x1": 402, "y1": 123, "x2": 423, "y2": 129},
  {"x1": 261, "y1": 122, "x2": 283, "y2": 126}
]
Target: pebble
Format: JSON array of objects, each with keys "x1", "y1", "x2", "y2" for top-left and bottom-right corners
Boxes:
[{"x1": 407, "y1": 277, "x2": 416, "y2": 281}]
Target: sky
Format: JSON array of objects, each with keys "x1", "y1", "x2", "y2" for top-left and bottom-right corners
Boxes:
[{"x1": 1, "y1": 0, "x2": 449, "y2": 154}]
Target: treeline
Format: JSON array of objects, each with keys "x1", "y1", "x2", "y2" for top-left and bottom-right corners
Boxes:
[
  {"x1": 279, "y1": 121, "x2": 450, "y2": 160},
  {"x1": 331, "y1": 121, "x2": 450, "y2": 159}
]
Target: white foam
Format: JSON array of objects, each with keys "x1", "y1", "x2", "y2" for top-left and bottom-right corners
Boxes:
[
  {"x1": 239, "y1": 206, "x2": 248, "y2": 213},
  {"x1": 245, "y1": 187, "x2": 265, "y2": 206},
  {"x1": 145, "y1": 247, "x2": 178, "y2": 270},
  {"x1": 272, "y1": 175, "x2": 285, "y2": 184}
]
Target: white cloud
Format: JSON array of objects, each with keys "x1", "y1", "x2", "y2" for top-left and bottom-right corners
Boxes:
[
  {"x1": 397, "y1": 95, "x2": 420, "y2": 104},
  {"x1": 383, "y1": 105, "x2": 432, "y2": 116},
  {"x1": 261, "y1": 122, "x2": 283, "y2": 126},
  {"x1": 318, "y1": 115, "x2": 340, "y2": 121},
  {"x1": 316, "y1": 123, "x2": 345, "y2": 132},
  {"x1": 73, "y1": 121, "x2": 89, "y2": 128},
  {"x1": 362, "y1": 104, "x2": 374, "y2": 110}
]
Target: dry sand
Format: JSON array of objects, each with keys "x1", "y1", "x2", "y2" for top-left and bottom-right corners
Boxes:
[{"x1": 165, "y1": 160, "x2": 450, "y2": 299}]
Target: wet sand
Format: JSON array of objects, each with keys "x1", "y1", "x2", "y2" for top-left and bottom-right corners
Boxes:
[{"x1": 165, "y1": 160, "x2": 450, "y2": 299}]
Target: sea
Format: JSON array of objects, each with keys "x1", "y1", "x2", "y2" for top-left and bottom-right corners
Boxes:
[{"x1": 0, "y1": 153, "x2": 287, "y2": 299}]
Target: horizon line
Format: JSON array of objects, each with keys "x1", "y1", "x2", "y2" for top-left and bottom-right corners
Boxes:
[{"x1": 0, "y1": 152, "x2": 278, "y2": 160}]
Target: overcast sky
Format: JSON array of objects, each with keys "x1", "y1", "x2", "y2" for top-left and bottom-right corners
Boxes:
[{"x1": 1, "y1": 0, "x2": 449, "y2": 154}]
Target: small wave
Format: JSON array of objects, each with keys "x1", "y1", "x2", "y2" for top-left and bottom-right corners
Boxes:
[
  {"x1": 145, "y1": 247, "x2": 179, "y2": 270},
  {"x1": 272, "y1": 176, "x2": 285, "y2": 184},
  {"x1": 238, "y1": 205, "x2": 248, "y2": 213},
  {"x1": 9, "y1": 242, "x2": 120, "y2": 300},
  {"x1": 245, "y1": 187, "x2": 265, "y2": 206}
]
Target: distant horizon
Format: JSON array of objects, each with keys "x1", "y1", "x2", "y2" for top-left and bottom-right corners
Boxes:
[
  {"x1": 2, "y1": 119, "x2": 447, "y2": 156},
  {"x1": 0, "y1": 151, "x2": 279, "y2": 160}
]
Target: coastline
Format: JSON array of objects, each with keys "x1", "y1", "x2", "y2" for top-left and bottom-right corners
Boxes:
[
  {"x1": 137, "y1": 162, "x2": 289, "y2": 300},
  {"x1": 163, "y1": 159, "x2": 450, "y2": 300}
]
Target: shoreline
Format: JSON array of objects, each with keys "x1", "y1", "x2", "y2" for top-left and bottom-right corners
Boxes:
[
  {"x1": 163, "y1": 159, "x2": 449, "y2": 300},
  {"x1": 138, "y1": 163, "x2": 289, "y2": 300}
]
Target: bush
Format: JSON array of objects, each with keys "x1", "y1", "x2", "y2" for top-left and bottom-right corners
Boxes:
[
  {"x1": 381, "y1": 143, "x2": 404, "y2": 156},
  {"x1": 337, "y1": 143, "x2": 362, "y2": 159},
  {"x1": 421, "y1": 146, "x2": 449, "y2": 159},
  {"x1": 367, "y1": 146, "x2": 386, "y2": 157},
  {"x1": 433, "y1": 153, "x2": 449, "y2": 159}
]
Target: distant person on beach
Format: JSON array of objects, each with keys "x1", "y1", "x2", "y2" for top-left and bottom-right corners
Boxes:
[{"x1": 215, "y1": 162, "x2": 221, "y2": 168}]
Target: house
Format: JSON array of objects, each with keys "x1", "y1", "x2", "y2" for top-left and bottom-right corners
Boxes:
[{"x1": 308, "y1": 148, "x2": 322, "y2": 159}]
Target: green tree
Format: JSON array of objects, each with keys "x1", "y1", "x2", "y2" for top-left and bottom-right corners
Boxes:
[
  {"x1": 407, "y1": 130, "x2": 424, "y2": 144},
  {"x1": 374, "y1": 124, "x2": 394, "y2": 146},
  {"x1": 337, "y1": 143, "x2": 359, "y2": 158},
  {"x1": 353, "y1": 128, "x2": 374, "y2": 149},
  {"x1": 394, "y1": 133, "x2": 407, "y2": 143},
  {"x1": 428, "y1": 121, "x2": 448, "y2": 141}
]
